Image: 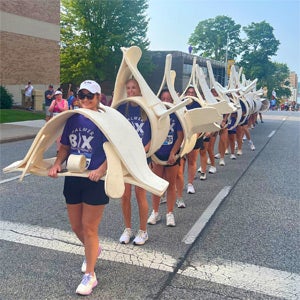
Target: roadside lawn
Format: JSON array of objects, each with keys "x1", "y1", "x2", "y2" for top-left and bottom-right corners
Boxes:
[{"x1": 0, "y1": 109, "x2": 45, "y2": 123}]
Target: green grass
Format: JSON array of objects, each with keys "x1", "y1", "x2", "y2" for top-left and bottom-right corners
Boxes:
[{"x1": 0, "y1": 109, "x2": 45, "y2": 123}]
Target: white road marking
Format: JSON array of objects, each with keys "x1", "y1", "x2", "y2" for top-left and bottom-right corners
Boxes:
[
  {"x1": 179, "y1": 259, "x2": 300, "y2": 300},
  {"x1": 0, "y1": 174, "x2": 30, "y2": 184},
  {"x1": 0, "y1": 220, "x2": 176, "y2": 272},
  {"x1": 1, "y1": 220, "x2": 299, "y2": 299},
  {"x1": 182, "y1": 186, "x2": 231, "y2": 244},
  {"x1": 268, "y1": 130, "x2": 276, "y2": 138}
]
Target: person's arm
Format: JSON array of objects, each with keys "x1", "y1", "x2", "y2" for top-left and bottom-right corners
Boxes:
[
  {"x1": 62, "y1": 100, "x2": 69, "y2": 111},
  {"x1": 144, "y1": 141, "x2": 151, "y2": 153},
  {"x1": 221, "y1": 114, "x2": 229, "y2": 128},
  {"x1": 48, "y1": 99, "x2": 56, "y2": 112},
  {"x1": 88, "y1": 160, "x2": 107, "y2": 182},
  {"x1": 168, "y1": 130, "x2": 184, "y2": 165},
  {"x1": 48, "y1": 144, "x2": 70, "y2": 177}
]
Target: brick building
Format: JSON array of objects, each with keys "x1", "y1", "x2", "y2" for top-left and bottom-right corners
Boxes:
[
  {"x1": 0, "y1": 0, "x2": 60, "y2": 106},
  {"x1": 0, "y1": 1, "x2": 226, "y2": 106},
  {"x1": 289, "y1": 71, "x2": 298, "y2": 89}
]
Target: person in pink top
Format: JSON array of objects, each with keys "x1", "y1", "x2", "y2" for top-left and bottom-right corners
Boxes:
[
  {"x1": 49, "y1": 90, "x2": 68, "y2": 116},
  {"x1": 49, "y1": 90, "x2": 68, "y2": 151}
]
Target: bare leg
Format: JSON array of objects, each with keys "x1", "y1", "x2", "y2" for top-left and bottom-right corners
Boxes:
[
  {"x1": 67, "y1": 203, "x2": 105, "y2": 275},
  {"x1": 187, "y1": 149, "x2": 198, "y2": 184},
  {"x1": 135, "y1": 186, "x2": 148, "y2": 231},
  {"x1": 121, "y1": 184, "x2": 132, "y2": 229},
  {"x1": 165, "y1": 165, "x2": 179, "y2": 213},
  {"x1": 176, "y1": 158, "x2": 185, "y2": 198}
]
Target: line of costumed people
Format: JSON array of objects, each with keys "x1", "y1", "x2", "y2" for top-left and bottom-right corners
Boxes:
[{"x1": 4, "y1": 46, "x2": 269, "y2": 296}]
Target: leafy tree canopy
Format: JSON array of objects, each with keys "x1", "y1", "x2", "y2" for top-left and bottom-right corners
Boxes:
[
  {"x1": 189, "y1": 17, "x2": 290, "y2": 98},
  {"x1": 188, "y1": 15, "x2": 242, "y2": 61},
  {"x1": 60, "y1": 0, "x2": 149, "y2": 86}
]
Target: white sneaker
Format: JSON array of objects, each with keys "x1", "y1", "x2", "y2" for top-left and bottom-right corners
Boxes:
[
  {"x1": 237, "y1": 149, "x2": 243, "y2": 156},
  {"x1": 119, "y1": 228, "x2": 133, "y2": 244},
  {"x1": 243, "y1": 135, "x2": 247, "y2": 140},
  {"x1": 207, "y1": 157, "x2": 211, "y2": 165},
  {"x1": 166, "y1": 212, "x2": 176, "y2": 227},
  {"x1": 176, "y1": 198, "x2": 186, "y2": 208},
  {"x1": 225, "y1": 148, "x2": 229, "y2": 155},
  {"x1": 187, "y1": 183, "x2": 195, "y2": 194},
  {"x1": 200, "y1": 172, "x2": 206, "y2": 180},
  {"x1": 133, "y1": 230, "x2": 148, "y2": 245},
  {"x1": 219, "y1": 158, "x2": 225, "y2": 166},
  {"x1": 81, "y1": 244, "x2": 102, "y2": 273},
  {"x1": 230, "y1": 154, "x2": 237, "y2": 160},
  {"x1": 147, "y1": 210, "x2": 161, "y2": 225},
  {"x1": 76, "y1": 273, "x2": 98, "y2": 296},
  {"x1": 214, "y1": 153, "x2": 220, "y2": 159},
  {"x1": 197, "y1": 166, "x2": 202, "y2": 173},
  {"x1": 234, "y1": 141, "x2": 238, "y2": 150},
  {"x1": 250, "y1": 142, "x2": 255, "y2": 151},
  {"x1": 208, "y1": 166, "x2": 217, "y2": 174}
]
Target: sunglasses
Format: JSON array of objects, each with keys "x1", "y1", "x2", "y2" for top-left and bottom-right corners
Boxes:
[{"x1": 78, "y1": 91, "x2": 95, "y2": 100}]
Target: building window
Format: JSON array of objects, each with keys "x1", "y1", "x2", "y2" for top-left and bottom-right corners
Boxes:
[{"x1": 183, "y1": 63, "x2": 192, "y2": 76}]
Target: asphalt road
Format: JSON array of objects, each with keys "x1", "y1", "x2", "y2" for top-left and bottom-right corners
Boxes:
[{"x1": 0, "y1": 111, "x2": 299, "y2": 300}]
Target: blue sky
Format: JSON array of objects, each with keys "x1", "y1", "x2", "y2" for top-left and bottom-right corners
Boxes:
[{"x1": 147, "y1": 0, "x2": 300, "y2": 76}]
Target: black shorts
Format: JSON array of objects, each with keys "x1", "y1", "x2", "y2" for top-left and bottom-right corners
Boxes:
[
  {"x1": 193, "y1": 137, "x2": 203, "y2": 150},
  {"x1": 154, "y1": 153, "x2": 180, "y2": 167},
  {"x1": 195, "y1": 136, "x2": 209, "y2": 150},
  {"x1": 63, "y1": 177, "x2": 109, "y2": 206}
]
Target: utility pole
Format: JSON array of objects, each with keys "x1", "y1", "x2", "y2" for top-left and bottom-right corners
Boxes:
[{"x1": 224, "y1": 32, "x2": 229, "y2": 87}]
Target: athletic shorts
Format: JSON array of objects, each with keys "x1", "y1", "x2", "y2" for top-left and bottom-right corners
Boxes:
[
  {"x1": 228, "y1": 128, "x2": 237, "y2": 134},
  {"x1": 193, "y1": 137, "x2": 203, "y2": 150},
  {"x1": 195, "y1": 136, "x2": 209, "y2": 150},
  {"x1": 63, "y1": 177, "x2": 109, "y2": 206},
  {"x1": 154, "y1": 153, "x2": 180, "y2": 167}
]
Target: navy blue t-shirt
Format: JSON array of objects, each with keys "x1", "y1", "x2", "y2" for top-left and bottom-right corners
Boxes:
[
  {"x1": 117, "y1": 103, "x2": 151, "y2": 147},
  {"x1": 155, "y1": 113, "x2": 182, "y2": 157},
  {"x1": 61, "y1": 114, "x2": 107, "y2": 170}
]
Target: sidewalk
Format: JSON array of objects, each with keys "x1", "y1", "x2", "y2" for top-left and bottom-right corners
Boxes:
[{"x1": 0, "y1": 120, "x2": 45, "y2": 144}]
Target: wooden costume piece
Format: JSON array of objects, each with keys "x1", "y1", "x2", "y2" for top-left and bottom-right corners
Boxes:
[
  {"x1": 112, "y1": 46, "x2": 175, "y2": 157},
  {"x1": 152, "y1": 54, "x2": 222, "y2": 165},
  {"x1": 194, "y1": 64, "x2": 237, "y2": 115},
  {"x1": 3, "y1": 108, "x2": 169, "y2": 198}
]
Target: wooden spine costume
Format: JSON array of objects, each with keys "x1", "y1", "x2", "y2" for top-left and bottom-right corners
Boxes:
[
  {"x1": 3, "y1": 107, "x2": 169, "y2": 198},
  {"x1": 111, "y1": 46, "x2": 172, "y2": 157},
  {"x1": 152, "y1": 54, "x2": 222, "y2": 165}
]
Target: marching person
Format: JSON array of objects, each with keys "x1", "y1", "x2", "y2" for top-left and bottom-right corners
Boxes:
[
  {"x1": 48, "y1": 80, "x2": 108, "y2": 296},
  {"x1": 117, "y1": 78, "x2": 151, "y2": 245},
  {"x1": 147, "y1": 88, "x2": 183, "y2": 226}
]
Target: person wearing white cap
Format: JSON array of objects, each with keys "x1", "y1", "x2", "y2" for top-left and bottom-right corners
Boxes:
[
  {"x1": 49, "y1": 90, "x2": 69, "y2": 151},
  {"x1": 48, "y1": 80, "x2": 108, "y2": 296},
  {"x1": 49, "y1": 90, "x2": 68, "y2": 116}
]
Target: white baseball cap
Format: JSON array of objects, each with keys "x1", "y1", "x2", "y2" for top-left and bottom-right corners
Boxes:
[
  {"x1": 54, "y1": 90, "x2": 62, "y2": 95},
  {"x1": 79, "y1": 80, "x2": 101, "y2": 94}
]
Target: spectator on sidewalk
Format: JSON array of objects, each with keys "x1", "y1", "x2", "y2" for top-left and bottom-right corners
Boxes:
[
  {"x1": 24, "y1": 81, "x2": 34, "y2": 110},
  {"x1": 44, "y1": 84, "x2": 55, "y2": 121}
]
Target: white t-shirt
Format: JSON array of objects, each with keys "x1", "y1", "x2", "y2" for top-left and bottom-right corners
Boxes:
[{"x1": 25, "y1": 85, "x2": 34, "y2": 97}]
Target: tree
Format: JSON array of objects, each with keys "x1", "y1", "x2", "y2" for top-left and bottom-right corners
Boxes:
[
  {"x1": 60, "y1": 0, "x2": 150, "y2": 86},
  {"x1": 239, "y1": 21, "x2": 284, "y2": 95},
  {"x1": 188, "y1": 15, "x2": 242, "y2": 62},
  {"x1": 268, "y1": 62, "x2": 291, "y2": 99}
]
